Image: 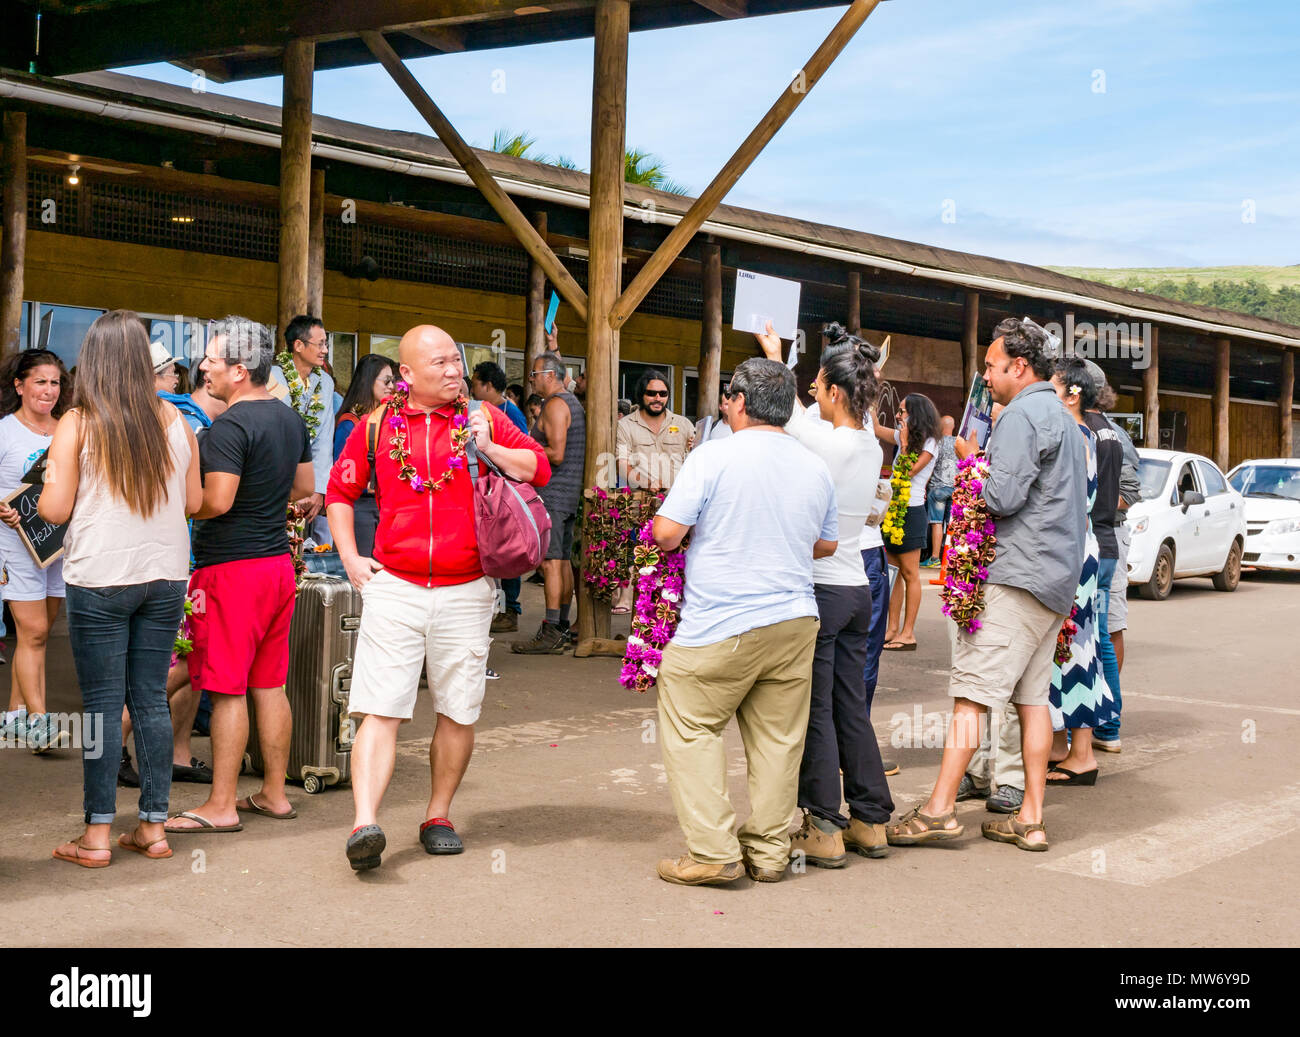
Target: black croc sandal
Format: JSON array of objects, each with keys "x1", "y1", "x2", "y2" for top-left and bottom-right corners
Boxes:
[
  {"x1": 347, "y1": 824, "x2": 386, "y2": 872},
  {"x1": 420, "y1": 817, "x2": 464, "y2": 855}
]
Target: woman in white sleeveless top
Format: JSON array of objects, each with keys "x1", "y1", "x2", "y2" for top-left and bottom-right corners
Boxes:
[{"x1": 39, "y1": 310, "x2": 201, "y2": 868}]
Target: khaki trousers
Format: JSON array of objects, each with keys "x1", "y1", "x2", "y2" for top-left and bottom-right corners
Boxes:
[{"x1": 657, "y1": 615, "x2": 819, "y2": 870}]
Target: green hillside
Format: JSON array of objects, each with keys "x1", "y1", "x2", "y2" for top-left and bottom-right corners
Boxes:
[
  {"x1": 1049, "y1": 265, "x2": 1300, "y2": 291},
  {"x1": 1045, "y1": 266, "x2": 1300, "y2": 326}
]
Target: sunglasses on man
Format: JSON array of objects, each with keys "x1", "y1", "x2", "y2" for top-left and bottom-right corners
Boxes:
[{"x1": 643, "y1": 390, "x2": 668, "y2": 398}]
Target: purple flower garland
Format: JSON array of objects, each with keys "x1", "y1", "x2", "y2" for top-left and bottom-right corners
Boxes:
[
  {"x1": 618, "y1": 520, "x2": 686, "y2": 693},
  {"x1": 939, "y1": 455, "x2": 997, "y2": 633}
]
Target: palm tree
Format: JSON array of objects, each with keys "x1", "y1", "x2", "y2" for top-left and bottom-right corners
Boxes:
[
  {"x1": 490, "y1": 129, "x2": 538, "y2": 158},
  {"x1": 624, "y1": 148, "x2": 689, "y2": 195},
  {"x1": 488, "y1": 131, "x2": 688, "y2": 193}
]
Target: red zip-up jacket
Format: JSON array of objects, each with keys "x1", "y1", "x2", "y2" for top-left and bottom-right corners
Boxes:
[{"x1": 326, "y1": 399, "x2": 551, "y2": 588}]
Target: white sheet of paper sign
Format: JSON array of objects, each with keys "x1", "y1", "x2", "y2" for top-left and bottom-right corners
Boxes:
[{"x1": 732, "y1": 269, "x2": 801, "y2": 342}]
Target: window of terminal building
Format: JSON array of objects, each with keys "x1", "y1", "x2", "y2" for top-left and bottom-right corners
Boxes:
[
  {"x1": 36, "y1": 303, "x2": 105, "y2": 370},
  {"x1": 329, "y1": 332, "x2": 357, "y2": 393},
  {"x1": 683, "y1": 367, "x2": 732, "y2": 422}
]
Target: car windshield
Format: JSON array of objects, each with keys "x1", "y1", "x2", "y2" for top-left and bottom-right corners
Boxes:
[
  {"x1": 1228, "y1": 465, "x2": 1300, "y2": 502},
  {"x1": 1138, "y1": 458, "x2": 1171, "y2": 501}
]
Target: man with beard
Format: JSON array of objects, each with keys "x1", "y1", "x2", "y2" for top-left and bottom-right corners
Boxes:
[{"x1": 616, "y1": 369, "x2": 694, "y2": 491}]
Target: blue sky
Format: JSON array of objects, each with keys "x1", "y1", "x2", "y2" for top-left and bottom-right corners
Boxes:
[{"x1": 118, "y1": 0, "x2": 1299, "y2": 269}]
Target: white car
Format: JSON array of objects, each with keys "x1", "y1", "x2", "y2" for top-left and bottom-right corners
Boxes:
[
  {"x1": 1225, "y1": 457, "x2": 1300, "y2": 573},
  {"x1": 1126, "y1": 449, "x2": 1246, "y2": 599}
]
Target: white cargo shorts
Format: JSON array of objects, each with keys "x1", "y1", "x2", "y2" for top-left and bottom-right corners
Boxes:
[{"x1": 348, "y1": 570, "x2": 496, "y2": 725}]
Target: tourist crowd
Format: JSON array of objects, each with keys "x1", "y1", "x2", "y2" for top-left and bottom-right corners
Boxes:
[{"x1": 0, "y1": 306, "x2": 1136, "y2": 880}]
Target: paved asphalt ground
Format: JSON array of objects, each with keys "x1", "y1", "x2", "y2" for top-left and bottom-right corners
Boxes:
[{"x1": 2, "y1": 570, "x2": 1297, "y2": 948}]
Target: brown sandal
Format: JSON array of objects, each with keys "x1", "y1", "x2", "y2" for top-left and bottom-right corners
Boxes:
[
  {"x1": 886, "y1": 806, "x2": 964, "y2": 845},
  {"x1": 118, "y1": 830, "x2": 173, "y2": 860},
  {"x1": 981, "y1": 812, "x2": 1049, "y2": 852},
  {"x1": 52, "y1": 836, "x2": 112, "y2": 869}
]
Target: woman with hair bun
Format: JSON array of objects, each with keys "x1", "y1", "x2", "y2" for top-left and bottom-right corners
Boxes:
[
  {"x1": 754, "y1": 321, "x2": 895, "y2": 871},
  {"x1": 1045, "y1": 357, "x2": 1115, "y2": 786}
]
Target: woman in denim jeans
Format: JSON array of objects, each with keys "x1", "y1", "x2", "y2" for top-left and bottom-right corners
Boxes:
[{"x1": 39, "y1": 311, "x2": 201, "y2": 867}]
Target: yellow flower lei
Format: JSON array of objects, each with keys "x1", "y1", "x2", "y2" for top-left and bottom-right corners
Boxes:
[{"x1": 881, "y1": 450, "x2": 919, "y2": 546}]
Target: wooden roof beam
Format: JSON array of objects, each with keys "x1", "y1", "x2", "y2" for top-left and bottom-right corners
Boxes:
[{"x1": 360, "y1": 30, "x2": 588, "y2": 322}]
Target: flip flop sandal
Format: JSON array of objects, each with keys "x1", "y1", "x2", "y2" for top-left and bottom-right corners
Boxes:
[
  {"x1": 117, "y1": 832, "x2": 173, "y2": 859},
  {"x1": 981, "y1": 812, "x2": 1050, "y2": 851},
  {"x1": 164, "y1": 811, "x2": 243, "y2": 834},
  {"x1": 883, "y1": 641, "x2": 917, "y2": 652},
  {"x1": 1046, "y1": 765, "x2": 1098, "y2": 787},
  {"x1": 52, "y1": 837, "x2": 112, "y2": 869},
  {"x1": 236, "y1": 794, "x2": 297, "y2": 819},
  {"x1": 885, "y1": 806, "x2": 964, "y2": 845},
  {"x1": 419, "y1": 817, "x2": 464, "y2": 855}
]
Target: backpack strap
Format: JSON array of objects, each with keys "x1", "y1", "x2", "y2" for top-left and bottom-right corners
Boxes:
[{"x1": 465, "y1": 400, "x2": 494, "y2": 483}]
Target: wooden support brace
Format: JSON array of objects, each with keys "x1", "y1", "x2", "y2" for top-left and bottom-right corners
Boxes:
[
  {"x1": 361, "y1": 30, "x2": 588, "y2": 323},
  {"x1": 608, "y1": 0, "x2": 883, "y2": 329}
]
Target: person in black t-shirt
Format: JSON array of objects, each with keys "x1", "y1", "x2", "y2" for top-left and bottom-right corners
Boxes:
[{"x1": 166, "y1": 317, "x2": 314, "y2": 836}]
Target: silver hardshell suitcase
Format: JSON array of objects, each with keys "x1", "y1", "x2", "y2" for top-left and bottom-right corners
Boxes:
[{"x1": 246, "y1": 573, "x2": 361, "y2": 793}]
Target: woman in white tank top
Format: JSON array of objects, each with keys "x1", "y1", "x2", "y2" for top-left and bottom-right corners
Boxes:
[{"x1": 39, "y1": 310, "x2": 201, "y2": 869}]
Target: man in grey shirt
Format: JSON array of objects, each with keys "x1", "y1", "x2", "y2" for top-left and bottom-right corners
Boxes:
[{"x1": 888, "y1": 317, "x2": 1086, "y2": 852}]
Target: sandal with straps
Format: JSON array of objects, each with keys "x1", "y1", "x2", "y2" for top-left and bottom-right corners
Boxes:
[
  {"x1": 885, "y1": 805, "x2": 964, "y2": 846},
  {"x1": 981, "y1": 812, "x2": 1050, "y2": 852}
]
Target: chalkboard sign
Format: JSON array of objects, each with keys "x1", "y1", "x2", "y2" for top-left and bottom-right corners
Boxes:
[{"x1": 2, "y1": 482, "x2": 67, "y2": 569}]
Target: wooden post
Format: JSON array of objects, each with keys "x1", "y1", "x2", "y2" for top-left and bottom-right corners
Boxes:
[
  {"x1": 277, "y1": 38, "x2": 314, "y2": 340},
  {"x1": 846, "y1": 269, "x2": 861, "y2": 336},
  {"x1": 698, "y1": 242, "x2": 722, "y2": 420},
  {"x1": 609, "y1": 0, "x2": 883, "y2": 328},
  {"x1": 525, "y1": 210, "x2": 548, "y2": 374},
  {"x1": 1143, "y1": 326, "x2": 1160, "y2": 448},
  {"x1": 574, "y1": 0, "x2": 629, "y2": 659},
  {"x1": 361, "y1": 30, "x2": 588, "y2": 322},
  {"x1": 961, "y1": 291, "x2": 979, "y2": 392},
  {"x1": 1, "y1": 112, "x2": 26, "y2": 361},
  {"x1": 1280, "y1": 349, "x2": 1294, "y2": 458},
  {"x1": 307, "y1": 166, "x2": 325, "y2": 317},
  {"x1": 1213, "y1": 336, "x2": 1230, "y2": 470}
]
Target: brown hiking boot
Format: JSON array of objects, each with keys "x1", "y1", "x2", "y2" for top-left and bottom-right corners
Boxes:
[
  {"x1": 511, "y1": 622, "x2": 566, "y2": 655},
  {"x1": 789, "y1": 812, "x2": 848, "y2": 869},
  {"x1": 742, "y1": 854, "x2": 786, "y2": 883},
  {"x1": 656, "y1": 854, "x2": 744, "y2": 886},
  {"x1": 490, "y1": 612, "x2": 519, "y2": 634},
  {"x1": 843, "y1": 817, "x2": 889, "y2": 859}
]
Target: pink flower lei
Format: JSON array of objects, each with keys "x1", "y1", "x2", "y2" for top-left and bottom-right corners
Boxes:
[
  {"x1": 619, "y1": 520, "x2": 686, "y2": 693},
  {"x1": 939, "y1": 455, "x2": 997, "y2": 633},
  {"x1": 386, "y1": 381, "x2": 471, "y2": 494}
]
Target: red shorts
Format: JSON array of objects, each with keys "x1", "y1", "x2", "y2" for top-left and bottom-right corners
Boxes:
[{"x1": 187, "y1": 555, "x2": 296, "y2": 696}]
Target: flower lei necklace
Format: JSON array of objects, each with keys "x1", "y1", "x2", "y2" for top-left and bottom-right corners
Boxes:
[
  {"x1": 619, "y1": 520, "x2": 686, "y2": 693},
  {"x1": 386, "y1": 380, "x2": 471, "y2": 494},
  {"x1": 277, "y1": 353, "x2": 325, "y2": 441},
  {"x1": 582, "y1": 487, "x2": 664, "y2": 603},
  {"x1": 881, "y1": 449, "x2": 919, "y2": 546},
  {"x1": 940, "y1": 455, "x2": 997, "y2": 631}
]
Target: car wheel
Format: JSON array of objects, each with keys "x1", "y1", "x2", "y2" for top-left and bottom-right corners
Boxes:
[
  {"x1": 1138, "y1": 542, "x2": 1175, "y2": 600},
  {"x1": 1212, "y1": 539, "x2": 1242, "y2": 592}
]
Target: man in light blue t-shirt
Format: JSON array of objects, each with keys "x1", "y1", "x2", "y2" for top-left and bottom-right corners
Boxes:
[{"x1": 652, "y1": 357, "x2": 838, "y2": 888}]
